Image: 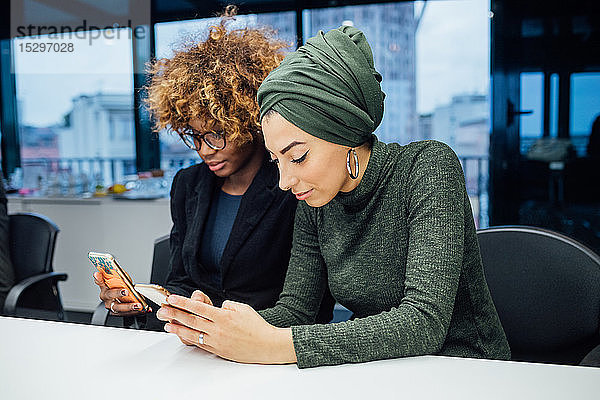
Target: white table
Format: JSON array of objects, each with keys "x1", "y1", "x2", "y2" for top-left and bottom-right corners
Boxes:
[{"x1": 1, "y1": 317, "x2": 599, "y2": 399}]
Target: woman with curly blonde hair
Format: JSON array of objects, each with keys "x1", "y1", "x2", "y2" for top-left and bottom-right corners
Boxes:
[{"x1": 93, "y1": 9, "x2": 334, "y2": 330}]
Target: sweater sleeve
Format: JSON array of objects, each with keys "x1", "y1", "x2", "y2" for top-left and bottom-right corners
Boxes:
[
  {"x1": 288, "y1": 142, "x2": 466, "y2": 368},
  {"x1": 259, "y1": 202, "x2": 328, "y2": 327}
]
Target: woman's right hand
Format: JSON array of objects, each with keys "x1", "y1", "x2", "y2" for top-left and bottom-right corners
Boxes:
[
  {"x1": 93, "y1": 272, "x2": 147, "y2": 316},
  {"x1": 160, "y1": 290, "x2": 213, "y2": 346}
]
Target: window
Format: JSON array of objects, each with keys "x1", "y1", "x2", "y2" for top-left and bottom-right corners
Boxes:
[
  {"x1": 303, "y1": 1, "x2": 491, "y2": 227},
  {"x1": 519, "y1": 71, "x2": 544, "y2": 143},
  {"x1": 570, "y1": 72, "x2": 600, "y2": 156},
  {"x1": 304, "y1": 3, "x2": 417, "y2": 144},
  {"x1": 13, "y1": 29, "x2": 135, "y2": 192},
  {"x1": 517, "y1": 71, "x2": 599, "y2": 157},
  {"x1": 5, "y1": 2, "x2": 491, "y2": 216},
  {"x1": 549, "y1": 73, "x2": 559, "y2": 137}
]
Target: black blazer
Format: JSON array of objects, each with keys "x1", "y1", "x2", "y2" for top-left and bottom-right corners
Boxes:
[
  {"x1": 137, "y1": 157, "x2": 333, "y2": 331},
  {"x1": 166, "y1": 157, "x2": 298, "y2": 310},
  {"x1": 0, "y1": 180, "x2": 13, "y2": 311}
]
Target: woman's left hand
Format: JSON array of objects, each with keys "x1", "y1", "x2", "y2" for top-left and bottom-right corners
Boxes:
[{"x1": 156, "y1": 294, "x2": 296, "y2": 364}]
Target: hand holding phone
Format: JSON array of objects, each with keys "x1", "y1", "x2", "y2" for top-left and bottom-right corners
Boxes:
[
  {"x1": 89, "y1": 252, "x2": 149, "y2": 313},
  {"x1": 134, "y1": 284, "x2": 171, "y2": 307}
]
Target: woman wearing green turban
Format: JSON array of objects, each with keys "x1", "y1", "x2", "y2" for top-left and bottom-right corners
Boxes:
[{"x1": 157, "y1": 26, "x2": 511, "y2": 368}]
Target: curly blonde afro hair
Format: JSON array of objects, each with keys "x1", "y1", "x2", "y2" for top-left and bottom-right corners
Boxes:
[{"x1": 145, "y1": 7, "x2": 288, "y2": 148}]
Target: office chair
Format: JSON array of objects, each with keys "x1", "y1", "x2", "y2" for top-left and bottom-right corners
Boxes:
[
  {"x1": 3, "y1": 213, "x2": 67, "y2": 320},
  {"x1": 91, "y1": 234, "x2": 170, "y2": 326},
  {"x1": 148, "y1": 234, "x2": 171, "y2": 288},
  {"x1": 477, "y1": 225, "x2": 600, "y2": 366}
]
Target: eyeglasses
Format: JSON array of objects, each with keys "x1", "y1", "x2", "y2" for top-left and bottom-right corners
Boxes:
[{"x1": 179, "y1": 127, "x2": 226, "y2": 151}]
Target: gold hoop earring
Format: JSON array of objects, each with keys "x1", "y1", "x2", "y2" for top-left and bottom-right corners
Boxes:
[{"x1": 346, "y1": 149, "x2": 359, "y2": 179}]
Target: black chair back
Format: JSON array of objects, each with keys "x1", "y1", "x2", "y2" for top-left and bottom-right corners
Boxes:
[
  {"x1": 477, "y1": 225, "x2": 600, "y2": 365},
  {"x1": 150, "y1": 234, "x2": 170, "y2": 287},
  {"x1": 9, "y1": 213, "x2": 59, "y2": 281},
  {"x1": 5, "y1": 213, "x2": 65, "y2": 319}
]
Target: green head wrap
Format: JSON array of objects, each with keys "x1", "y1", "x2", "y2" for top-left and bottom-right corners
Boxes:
[{"x1": 257, "y1": 26, "x2": 385, "y2": 147}]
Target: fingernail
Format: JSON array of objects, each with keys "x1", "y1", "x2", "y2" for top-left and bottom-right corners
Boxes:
[
  {"x1": 156, "y1": 309, "x2": 165, "y2": 318},
  {"x1": 132, "y1": 304, "x2": 141, "y2": 310},
  {"x1": 164, "y1": 323, "x2": 171, "y2": 333},
  {"x1": 120, "y1": 289, "x2": 127, "y2": 296},
  {"x1": 167, "y1": 295, "x2": 177, "y2": 305}
]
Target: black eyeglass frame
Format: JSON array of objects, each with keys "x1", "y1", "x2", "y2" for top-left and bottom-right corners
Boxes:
[{"x1": 178, "y1": 127, "x2": 226, "y2": 151}]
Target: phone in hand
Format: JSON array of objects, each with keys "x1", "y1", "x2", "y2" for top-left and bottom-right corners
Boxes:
[
  {"x1": 88, "y1": 251, "x2": 150, "y2": 312},
  {"x1": 134, "y1": 284, "x2": 171, "y2": 307}
]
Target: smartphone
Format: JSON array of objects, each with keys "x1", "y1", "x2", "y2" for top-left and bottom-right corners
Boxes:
[
  {"x1": 88, "y1": 251, "x2": 149, "y2": 312},
  {"x1": 134, "y1": 284, "x2": 171, "y2": 307}
]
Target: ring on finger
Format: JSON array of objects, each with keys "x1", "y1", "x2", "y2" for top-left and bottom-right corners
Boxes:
[
  {"x1": 198, "y1": 332, "x2": 205, "y2": 345},
  {"x1": 110, "y1": 300, "x2": 118, "y2": 314}
]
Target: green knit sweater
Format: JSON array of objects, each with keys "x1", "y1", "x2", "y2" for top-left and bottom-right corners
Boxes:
[{"x1": 259, "y1": 138, "x2": 510, "y2": 368}]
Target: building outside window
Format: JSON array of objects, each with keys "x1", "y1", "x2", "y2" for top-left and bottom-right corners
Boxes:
[
  {"x1": 12, "y1": 28, "x2": 135, "y2": 194},
  {"x1": 303, "y1": 0, "x2": 491, "y2": 226},
  {"x1": 8, "y1": 2, "x2": 490, "y2": 223}
]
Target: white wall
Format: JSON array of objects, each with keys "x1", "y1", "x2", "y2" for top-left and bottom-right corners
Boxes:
[{"x1": 8, "y1": 197, "x2": 172, "y2": 312}]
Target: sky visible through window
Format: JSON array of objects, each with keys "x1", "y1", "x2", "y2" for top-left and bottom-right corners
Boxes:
[
  {"x1": 14, "y1": 2, "x2": 490, "y2": 129},
  {"x1": 415, "y1": 0, "x2": 489, "y2": 115},
  {"x1": 13, "y1": 29, "x2": 133, "y2": 127}
]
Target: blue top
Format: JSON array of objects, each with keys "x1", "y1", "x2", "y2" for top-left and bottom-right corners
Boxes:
[{"x1": 199, "y1": 189, "x2": 242, "y2": 290}]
